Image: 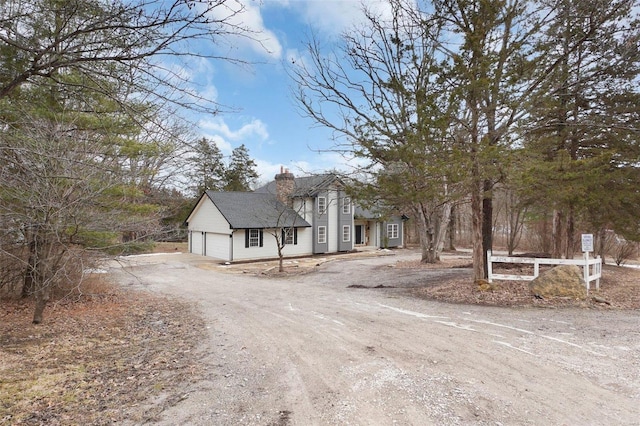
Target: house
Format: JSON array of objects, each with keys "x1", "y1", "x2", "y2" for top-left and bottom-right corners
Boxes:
[
  {"x1": 185, "y1": 169, "x2": 404, "y2": 262},
  {"x1": 354, "y1": 206, "x2": 405, "y2": 249}
]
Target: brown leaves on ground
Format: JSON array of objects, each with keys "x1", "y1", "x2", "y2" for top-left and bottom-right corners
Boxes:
[
  {"x1": 399, "y1": 258, "x2": 640, "y2": 310},
  {"x1": 0, "y1": 286, "x2": 206, "y2": 425}
]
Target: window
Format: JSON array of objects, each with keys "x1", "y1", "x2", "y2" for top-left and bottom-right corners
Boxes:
[
  {"x1": 342, "y1": 197, "x2": 351, "y2": 214},
  {"x1": 249, "y1": 229, "x2": 260, "y2": 247},
  {"x1": 282, "y1": 228, "x2": 297, "y2": 245},
  {"x1": 387, "y1": 223, "x2": 399, "y2": 239},
  {"x1": 318, "y1": 226, "x2": 327, "y2": 244},
  {"x1": 284, "y1": 229, "x2": 294, "y2": 245},
  {"x1": 245, "y1": 229, "x2": 263, "y2": 248},
  {"x1": 317, "y1": 197, "x2": 326, "y2": 215},
  {"x1": 343, "y1": 225, "x2": 351, "y2": 242}
]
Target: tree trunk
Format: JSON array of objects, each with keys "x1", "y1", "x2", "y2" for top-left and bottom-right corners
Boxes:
[
  {"x1": 412, "y1": 204, "x2": 438, "y2": 263},
  {"x1": 481, "y1": 180, "x2": 493, "y2": 278},
  {"x1": 596, "y1": 227, "x2": 606, "y2": 265},
  {"x1": 32, "y1": 284, "x2": 50, "y2": 324},
  {"x1": 31, "y1": 240, "x2": 51, "y2": 324},
  {"x1": 447, "y1": 204, "x2": 456, "y2": 251},
  {"x1": 28, "y1": 234, "x2": 57, "y2": 324},
  {"x1": 434, "y1": 201, "x2": 452, "y2": 258},
  {"x1": 565, "y1": 205, "x2": 575, "y2": 259},
  {"x1": 277, "y1": 240, "x2": 284, "y2": 272},
  {"x1": 552, "y1": 209, "x2": 564, "y2": 258},
  {"x1": 471, "y1": 183, "x2": 484, "y2": 282},
  {"x1": 22, "y1": 243, "x2": 36, "y2": 298}
]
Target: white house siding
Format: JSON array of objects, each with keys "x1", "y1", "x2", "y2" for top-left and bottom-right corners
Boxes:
[
  {"x1": 293, "y1": 198, "x2": 312, "y2": 225},
  {"x1": 370, "y1": 222, "x2": 380, "y2": 247},
  {"x1": 187, "y1": 197, "x2": 232, "y2": 259},
  {"x1": 188, "y1": 198, "x2": 232, "y2": 234},
  {"x1": 354, "y1": 220, "x2": 379, "y2": 247},
  {"x1": 231, "y1": 228, "x2": 313, "y2": 261},
  {"x1": 281, "y1": 227, "x2": 313, "y2": 258}
]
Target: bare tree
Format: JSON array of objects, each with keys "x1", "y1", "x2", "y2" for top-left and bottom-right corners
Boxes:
[
  {"x1": 0, "y1": 0, "x2": 260, "y2": 322},
  {"x1": 291, "y1": 0, "x2": 461, "y2": 263},
  {"x1": 264, "y1": 207, "x2": 307, "y2": 273},
  {"x1": 1, "y1": 111, "x2": 132, "y2": 322},
  {"x1": 0, "y1": 0, "x2": 257, "y2": 112}
]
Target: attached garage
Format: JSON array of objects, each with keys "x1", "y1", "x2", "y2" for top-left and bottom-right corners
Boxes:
[{"x1": 185, "y1": 191, "x2": 311, "y2": 262}]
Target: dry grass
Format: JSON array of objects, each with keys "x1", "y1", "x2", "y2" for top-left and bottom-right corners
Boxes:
[
  {"x1": 0, "y1": 278, "x2": 206, "y2": 425},
  {"x1": 151, "y1": 242, "x2": 188, "y2": 253},
  {"x1": 402, "y1": 259, "x2": 640, "y2": 310}
]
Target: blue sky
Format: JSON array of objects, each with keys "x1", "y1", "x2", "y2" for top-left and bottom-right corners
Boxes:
[{"x1": 181, "y1": 0, "x2": 392, "y2": 184}]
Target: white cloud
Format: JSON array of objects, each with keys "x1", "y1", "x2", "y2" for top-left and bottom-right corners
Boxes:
[
  {"x1": 204, "y1": 0, "x2": 283, "y2": 59},
  {"x1": 251, "y1": 150, "x2": 371, "y2": 187},
  {"x1": 285, "y1": 47, "x2": 309, "y2": 69},
  {"x1": 299, "y1": 1, "x2": 364, "y2": 36},
  {"x1": 199, "y1": 117, "x2": 269, "y2": 142},
  {"x1": 293, "y1": 0, "x2": 395, "y2": 37},
  {"x1": 252, "y1": 158, "x2": 318, "y2": 188},
  {"x1": 208, "y1": 134, "x2": 233, "y2": 154}
]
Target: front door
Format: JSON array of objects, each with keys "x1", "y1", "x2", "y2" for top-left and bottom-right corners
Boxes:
[{"x1": 355, "y1": 225, "x2": 365, "y2": 245}]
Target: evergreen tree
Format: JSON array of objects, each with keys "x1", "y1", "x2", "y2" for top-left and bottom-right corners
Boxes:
[
  {"x1": 521, "y1": 0, "x2": 640, "y2": 257},
  {"x1": 186, "y1": 137, "x2": 226, "y2": 196},
  {"x1": 224, "y1": 144, "x2": 258, "y2": 191}
]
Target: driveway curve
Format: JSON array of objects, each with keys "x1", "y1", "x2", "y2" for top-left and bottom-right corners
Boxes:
[{"x1": 110, "y1": 251, "x2": 640, "y2": 425}]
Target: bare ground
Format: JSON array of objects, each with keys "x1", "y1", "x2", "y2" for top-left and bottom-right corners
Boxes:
[
  {"x1": 1, "y1": 247, "x2": 639, "y2": 425},
  {"x1": 0, "y1": 289, "x2": 207, "y2": 425}
]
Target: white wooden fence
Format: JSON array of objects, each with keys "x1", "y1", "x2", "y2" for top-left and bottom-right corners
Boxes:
[{"x1": 487, "y1": 250, "x2": 602, "y2": 292}]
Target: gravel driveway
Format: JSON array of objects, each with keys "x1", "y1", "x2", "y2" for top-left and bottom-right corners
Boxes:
[{"x1": 112, "y1": 251, "x2": 640, "y2": 425}]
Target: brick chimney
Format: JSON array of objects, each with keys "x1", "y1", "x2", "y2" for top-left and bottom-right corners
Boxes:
[{"x1": 275, "y1": 166, "x2": 295, "y2": 206}]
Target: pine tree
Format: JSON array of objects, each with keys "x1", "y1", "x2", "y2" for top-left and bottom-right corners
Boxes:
[
  {"x1": 521, "y1": 0, "x2": 640, "y2": 257},
  {"x1": 186, "y1": 137, "x2": 226, "y2": 196},
  {"x1": 224, "y1": 144, "x2": 258, "y2": 191}
]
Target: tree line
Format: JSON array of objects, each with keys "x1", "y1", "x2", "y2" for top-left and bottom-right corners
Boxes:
[
  {"x1": 291, "y1": 0, "x2": 640, "y2": 282},
  {"x1": 0, "y1": 0, "x2": 259, "y2": 323}
]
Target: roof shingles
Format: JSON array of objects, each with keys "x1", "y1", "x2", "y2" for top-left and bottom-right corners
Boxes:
[{"x1": 206, "y1": 191, "x2": 310, "y2": 229}]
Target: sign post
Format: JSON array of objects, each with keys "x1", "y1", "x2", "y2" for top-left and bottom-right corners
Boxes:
[
  {"x1": 581, "y1": 234, "x2": 594, "y2": 293},
  {"x1": 581, "y1": 234, "x2": 594, "y2": 253}
]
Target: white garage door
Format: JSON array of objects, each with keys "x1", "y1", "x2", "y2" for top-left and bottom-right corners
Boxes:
[
  {"x1": 205, "y1": 233, "x2": 230, "y2": 261},
  {"x1": 190, "y1": 231, "x2": 204, "y2": 255}
]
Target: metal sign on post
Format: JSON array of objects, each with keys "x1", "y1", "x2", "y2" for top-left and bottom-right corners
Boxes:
[{"x1": 581, "y1": 234, "x2": 594, "y2": 253}]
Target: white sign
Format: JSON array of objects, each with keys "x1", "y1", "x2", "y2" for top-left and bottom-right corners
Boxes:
[{"x1": 581, "y1": 234, "x2": 594, "y2": 253}]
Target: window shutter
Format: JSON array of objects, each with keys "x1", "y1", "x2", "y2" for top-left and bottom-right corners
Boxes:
[
  {"x1": 245, "y1": 230, "x2": 249, "y2": 248},
  {"x1": 294, "y1": 228, "x2": 298, "y2": 245},
  {"x1": 281, "y1": 229, "x2": 286, "y2": 245},
  {"x1": 259, "y1": 230, "x2": 263, "y2": 247}
]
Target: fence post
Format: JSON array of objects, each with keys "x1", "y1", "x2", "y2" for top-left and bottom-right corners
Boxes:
[
  {"x1": 487, "y1": 250, "x2": 493, "y2": 283},
  {"x1": 596, "y1": 256, "x2": 601, "y2": 290},
  {"x1": 584, "y1": 251, "x2": 590, "y2": 294}
]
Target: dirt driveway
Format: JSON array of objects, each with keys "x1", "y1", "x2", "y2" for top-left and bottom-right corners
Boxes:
[{"x1": 111, "y1": 251, "x2": 640, "y2": 425}]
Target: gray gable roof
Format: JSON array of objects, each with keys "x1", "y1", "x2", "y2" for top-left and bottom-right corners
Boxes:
[
  {"x1": 354, "y1": 206, "x2": 381, "y2": 220},
  {"x1": 255, "y1": 173, "x2": 342, "y2": 197},
  {"x1": 206, "y1": 191, "x2": 311, "y2": 229}
]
